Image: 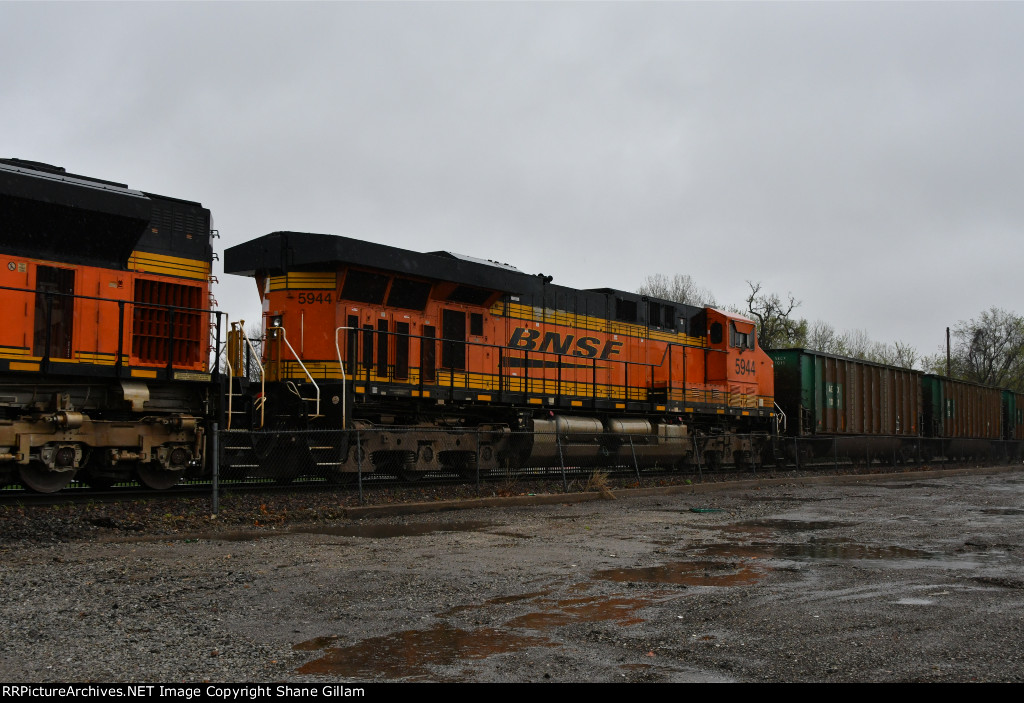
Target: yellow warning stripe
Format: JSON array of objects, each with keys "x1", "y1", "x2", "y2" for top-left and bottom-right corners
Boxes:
[
  {"x1": 128, "y1": 251, "x2": 211, "y2": 281},
  {"x1": 269, "y1": 272, "x2": 337, "y2": 291}
]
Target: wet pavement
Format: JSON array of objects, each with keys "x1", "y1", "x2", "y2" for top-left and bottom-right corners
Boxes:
[{"x1": 1, "y1": 467, "x2": 1022, "y2": 682}]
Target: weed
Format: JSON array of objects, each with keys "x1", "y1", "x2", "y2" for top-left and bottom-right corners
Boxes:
[{"x1": 585, "y1": 471, "x2": 616, "y2": 500}]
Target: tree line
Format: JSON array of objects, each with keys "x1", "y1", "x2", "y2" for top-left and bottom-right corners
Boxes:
[{"x1": 638, "y1": 274, "x2": 1024, "y2": 393}]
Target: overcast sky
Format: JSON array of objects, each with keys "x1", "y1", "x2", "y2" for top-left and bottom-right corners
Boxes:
[{"x1": 4, "y1": 1, "x2": 1022, "y2": 365}]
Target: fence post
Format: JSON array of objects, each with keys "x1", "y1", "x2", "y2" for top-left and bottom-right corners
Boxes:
[
  {"x1": 211, "y1": 422, "x2": 219, "y2": 517},
  {"x1": 556, "y1": 428, "x2": 568, "y2": 493},
  {"x1": 692, "y1": 434, "x2": 704, "y2": 481},
  {"x1": 628, "y1": 434, "x2": 641, "y2": 485},
  {"x1": 475, "y1": 429, "x2": 482, "y2": 494},
  {"x1": 356, "y1": 428, "x2": 364, "y2": 505}
]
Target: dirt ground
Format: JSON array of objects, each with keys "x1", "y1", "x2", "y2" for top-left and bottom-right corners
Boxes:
[{"x1": 1, "y1": 466, "x2": 1023, "y2": 683}]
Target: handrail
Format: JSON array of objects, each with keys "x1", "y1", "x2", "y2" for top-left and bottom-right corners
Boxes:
[
  {"x1": 334, "y1": 326, "x2": 353, "y2": 429},
  {"x1": 774, "y1": 402, "x2": 787, "y2": 434},
  {"x1": 272, "y1": 325, "x2": 320, "y2": 418}
]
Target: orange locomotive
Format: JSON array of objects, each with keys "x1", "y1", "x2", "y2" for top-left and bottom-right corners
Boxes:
[
  {"x1": 224, "y1": 232, "x2": 775, "y2": 478},
  {"x1": 0, "y1": 159, "x2": 219, "y2": 492}
]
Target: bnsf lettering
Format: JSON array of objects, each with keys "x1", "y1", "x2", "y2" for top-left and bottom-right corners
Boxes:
[{"x1": 508, "y1": 327, "x2": 622, "y2": 359}]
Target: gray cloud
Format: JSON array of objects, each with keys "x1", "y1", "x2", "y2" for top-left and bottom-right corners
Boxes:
[{"x1": 3, "y1": 1, "x2": 1023, "y2": 358}]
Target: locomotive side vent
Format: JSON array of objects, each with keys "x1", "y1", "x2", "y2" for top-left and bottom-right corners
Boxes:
[{"x1": 132, "y1": 279, "x2": 203, "y2": 366}]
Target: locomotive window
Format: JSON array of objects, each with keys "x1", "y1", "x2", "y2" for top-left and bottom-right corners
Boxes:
[
  {"x1": 709, "y1": 322, "x2": 723, "y2": 344},
  {"x1": 342, "y1": 270, "x2": 390, "y2": 304},
  {"x1": 615, "y1": 298, "x2": 637, "y2": 322},
  {"x1": 470, "y1": 313, "x2": 484, "y2": 336},
  {"x1": 446, "y1": 286, "x2": 492, "y2": 306},
  {"x1": 730, "y1": 322, "x2": 755, "y2": 349},
  {"x1": 387, "y1": 278, "x2": 431, "y2": 310}
]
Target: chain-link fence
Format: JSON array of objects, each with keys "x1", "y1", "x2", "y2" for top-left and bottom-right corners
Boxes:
[{"x1": 208, "y1": 425, "x2": 1024, "y2": 509}]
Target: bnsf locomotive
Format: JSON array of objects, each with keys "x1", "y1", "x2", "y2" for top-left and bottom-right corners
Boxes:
[
  {"x1": 3, "y1": 158, "x2": 1021, "y2": 493},
  {"x1": 222, "y1": 232, "x2": 776, "y2": 480},
  {"x1": 0, "y1": 158, "x2": 218, "y2": 492}
]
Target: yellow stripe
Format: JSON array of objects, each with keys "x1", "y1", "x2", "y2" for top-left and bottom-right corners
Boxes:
[
  {"x1": 9, "y1": 361, "x2": 40, "y2": 371},
  {"x1": 269, "y1": 272, "x2": 337, "y2": 291},
  {"x1": 131, "y1": 369, "x2": 158, "y2": 378},
  {"x1": 128, "y1": 251, "x2": 211, "y2": 281},
  {"x1": 0, "y1": 346, "x2": 30, "y2": 358},
  {"x1": 494, "y1": 301, "x2": 704, "y2": 346}
]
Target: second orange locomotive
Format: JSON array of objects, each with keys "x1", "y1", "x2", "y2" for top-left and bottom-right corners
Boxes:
[{"x1": 225, "y1": 232, "x2": 776, "y2": 478}]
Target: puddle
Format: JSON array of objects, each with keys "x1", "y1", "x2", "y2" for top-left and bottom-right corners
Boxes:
[
  {"x1": 595, "y1": 561, "x2": 764, "y2": 587},
  {"x1": 872, "y1": 483, "x2": 948, "y2": 490},
  {"x1": 980, "y1": 508, "x2": 1024, "y2": 516},
  {"x1": 695, "y1": 541, "x2": 935, "y2": 561},
  {"x1": 731, "y1": 519, "x2": 856, "y2": 532},
  {"x1": 505, "y1": 594, "x2": 656, "y2": 628},
  {"x1": 489, "y1": 530, "x2": 535, "y2": 539},
  {"x1": 295, "y1": 624, "x2": 555, "y2": 679},
  {"x1": 290, "y1": 521, "x2": 494, "y2": 539}
]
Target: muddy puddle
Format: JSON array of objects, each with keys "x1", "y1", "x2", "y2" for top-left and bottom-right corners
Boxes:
[
  {"x1": 693, "y1": 540, "x2": 934, "y2": 561},
  {"x1": 294, "y1": 624, "x2": 556, "y2": 679},
  {"x1": 505, "y1": 594, "x2": 658, "y2": 628},
  {"x1": 596, "y1": 560, "x2": 764, "y2": 587}
]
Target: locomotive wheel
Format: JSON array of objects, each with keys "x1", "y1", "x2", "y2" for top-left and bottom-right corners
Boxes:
[
  {"x1": 136, "y1": 463, "x2": 185, "y2": 490},
  {"x1": 19, "y1": 461, "x2": 76, "y2": 494}
]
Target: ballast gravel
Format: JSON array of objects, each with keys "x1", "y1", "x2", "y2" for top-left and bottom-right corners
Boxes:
[{"x1": 0, "y1": 466, "x2": 1022, "y2": 683}]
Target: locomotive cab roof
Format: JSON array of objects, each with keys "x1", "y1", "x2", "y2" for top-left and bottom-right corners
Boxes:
[{"x1": 224, "y1": 231, "x2": 546, "y2": 295}]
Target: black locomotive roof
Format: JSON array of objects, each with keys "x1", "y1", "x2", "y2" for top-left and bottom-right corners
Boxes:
[
  {"x1": 224, "y1": 231, "x2": 545, "y2": 295},
  {"x1": 0, "y1": 159, "x2": 154, "y2": 267}
]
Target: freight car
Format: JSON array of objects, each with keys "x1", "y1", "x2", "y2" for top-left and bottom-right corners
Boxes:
[
  {"x1": 222, "y1": 232, "x2": 777, "y2": 480},
  {"x1": 0, "y1": 158, "x2": 221, "y2": 492},
  {"x1": 769, "y1": 348, "x2": 1023, "y2": 463}
]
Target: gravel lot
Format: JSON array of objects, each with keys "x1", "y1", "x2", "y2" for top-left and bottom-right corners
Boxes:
[{"x1": 1, "y1": 466, "x2": 1022, "y2": 683}]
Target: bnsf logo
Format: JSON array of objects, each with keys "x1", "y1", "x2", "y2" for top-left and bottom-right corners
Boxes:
[{"x1": 508, "y1": 327, "x2": 623, "y2": 359}]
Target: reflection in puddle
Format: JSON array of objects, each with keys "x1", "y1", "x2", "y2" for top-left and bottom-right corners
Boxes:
[
  {"x1": 295, "y1": 624, "x2": 555, "y2": 679},
  {"x1": 595, "y1": 561, "x2": 764, "y2": 587},
  {"x1": 506, "y1": 595, "x2": 656, "y2": 628},
  {"x1": 695, "y1": 541, "x2": 934, "y2": 561},
  {"x1": 872, "y1": 483, "x2": 948, "y2": 490},
  {"x1": 291, "y1": 521, "x2": 494, "y2": 539}
]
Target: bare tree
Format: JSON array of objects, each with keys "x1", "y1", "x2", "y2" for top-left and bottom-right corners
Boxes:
[
  {"x1": 806, "y1": 320, "x2": 847, "y2": 354},
  {"x1": 744, "y1": 281, "x2": 805, "y2": 351},
  {"x1": 840, "y1": 328, "x2": 873, "y2": 359},
  {"x1": 637, "y1": 273, "x2": 717, "y2": 307},
  {"x1": 866, "y1": 340, "x2": 918, "y2": 369}
]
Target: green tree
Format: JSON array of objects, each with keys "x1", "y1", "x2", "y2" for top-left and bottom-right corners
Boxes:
[{"x1": 923, "y1": 307, "x2": 1024, "y2": 391}]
